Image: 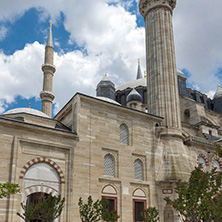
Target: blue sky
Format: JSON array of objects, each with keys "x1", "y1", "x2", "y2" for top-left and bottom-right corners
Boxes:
[{"x1": 0, "y1": 0, "x2": 222, "y2": 117}]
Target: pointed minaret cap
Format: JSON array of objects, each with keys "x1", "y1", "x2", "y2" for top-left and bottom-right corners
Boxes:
[
  {"x1": 46, "y1": 21, "x2": 54, "y2": 48},
  {"x1": 213, "y1": 84, "x2": 222, "y2": 99},
  {"x1": 136, "y1": 58, "x2": 143, "y2": 79}
]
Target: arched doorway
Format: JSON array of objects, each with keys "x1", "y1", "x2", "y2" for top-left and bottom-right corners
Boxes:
[{"x1": 22, "y1": 162, "x2": 61, "y2": 221}]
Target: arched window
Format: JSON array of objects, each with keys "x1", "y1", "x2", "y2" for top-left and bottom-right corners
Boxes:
[
  {"x1": 104, "y1": 154, "x2": 115, "y2": 177},
  {"x1": 119, "y1": 123, "x2": 129, "y2": 145},
  {"x1": 134, "y1": 159, "x2": 143, "y2": 181},
  {"x1": 213, "y1": 160, "x2": 220, "y2": 169},
  {"x1": 198, "y1": 156, "x2": 206, "y2": 167}
]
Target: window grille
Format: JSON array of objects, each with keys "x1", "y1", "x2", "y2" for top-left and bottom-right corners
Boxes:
[
  {"x1": 134, "y1": 159, "x2": 143, "y2": 181},
  {"x1": 120, "y1": 124, "x2": 129, "y2": 145},
  {"x1": 104, "y1": 154, "x2": 115, "y2": 177}
]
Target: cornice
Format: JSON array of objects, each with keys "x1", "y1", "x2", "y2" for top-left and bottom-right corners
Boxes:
[{"x1": 139, "y1": 0, "x2": 176, "y2": 18}]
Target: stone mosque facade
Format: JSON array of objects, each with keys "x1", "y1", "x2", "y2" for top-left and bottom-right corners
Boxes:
[{"x1": 1, "y1": 0, "x2": 222, "y2": 221}]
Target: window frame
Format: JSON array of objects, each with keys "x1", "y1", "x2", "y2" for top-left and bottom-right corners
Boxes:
[
  {"x1": 119, "y1": 123, "x2": 129, "y2": 145},
  {"x1": 104, "y1": 153, "x2": 115, "y2": 177},
  {"x1": 133, "y1": 199, "x2": 146, "y2": 222},
  {"x1": 134, "y1": 159, "x2": 144, "y2": 181}
]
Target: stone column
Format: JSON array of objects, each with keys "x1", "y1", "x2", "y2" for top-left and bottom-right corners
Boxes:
[{"x1": 139, "y1": 0, "x2": 181, "y2": 129}]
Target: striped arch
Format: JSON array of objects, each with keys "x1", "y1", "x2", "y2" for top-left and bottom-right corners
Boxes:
[
  {"x1": 19, "y1": 157, "x2": 65, "y2": 184},
  {"x1": 212, "y1": 156, "x2": 222, "y2": 168},
  {"x1": 25, "y1": 185, "x2": 58, "y2": 197},
  {"x1": 197, "y1": 154, "x2": 209, "y2": 166}
]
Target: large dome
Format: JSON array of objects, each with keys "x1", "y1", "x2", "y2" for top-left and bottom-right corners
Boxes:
[
  {"x1": 3, "y1": 108, "x2": 49, "y2": 118},
  {"x1": 116, "y1": 78, "x2": 146, "y2": 91}
]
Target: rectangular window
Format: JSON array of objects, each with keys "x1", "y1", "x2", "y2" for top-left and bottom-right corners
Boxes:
[
  {"x1": 102, "y1": 196, "x2": 117, "y2": 212},
  {"x1": 133, "y1": 200, "x2": 146, "y2": 222}
]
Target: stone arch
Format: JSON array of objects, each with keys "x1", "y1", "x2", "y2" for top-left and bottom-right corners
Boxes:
[
  {"x1": 197, "y1": 154, "x2": 209, "y2": 166},
  {"x1": 133, "y1": 188, "x2": 146, "y2": 199},
  {"x1": 24, "y1": 185, "x2": 58, "y2": 197},
  {"x1": 102, "y1": 184, "x2": 117, "y2": 196},
  {"x1": 212, "y1": 156, "x2": 222, "y2": 169},
  {"x1": 19, "y1": 157, "x2": 65, "y2": 184}
]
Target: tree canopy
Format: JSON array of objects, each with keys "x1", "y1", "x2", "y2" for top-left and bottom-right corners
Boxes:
[
  {"x1": 165, "y1": 166, "x2": 222, "y2": 222},
  {"x1": 0, "y1": 182, "x2": 20, "y2": 199}
]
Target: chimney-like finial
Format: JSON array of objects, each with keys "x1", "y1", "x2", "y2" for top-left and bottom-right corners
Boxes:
[
  {"x1": 105, "y1": 72, "x2": 108, "y2": 77},
  {"x1": 50, "y1": 20, "x2": 52, "y2": 28},
  {"x1": 28, "y1": 103, "x2": 31, "y2": 108},
  {"x1": 144, "y1": 71, "x2": 147, "y2": 78},
  {"x1": 219, "y1": 84, "x2": 221, "y2": 88},
  {"x1": 138, "y1": 58, "x2": 140, "y2": 65}
]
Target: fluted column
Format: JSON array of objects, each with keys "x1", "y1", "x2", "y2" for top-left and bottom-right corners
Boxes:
[
  {"x1": 139, "y1": 0, "x2": 181, "y2": 129},
  {"x1": 40, "y1": 22, "x2": 56, "y2": 118}
]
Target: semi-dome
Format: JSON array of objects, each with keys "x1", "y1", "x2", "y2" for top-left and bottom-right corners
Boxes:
[
  {"x1": 3, "y1": 108, "x2": 49, "y2": 118},
  {"x1": 126, "y1": 89, "x2": 142, "y2": 103},
  {"x1": 177, "y1": 70, "x2": 186, "y2": 78},
  {"x1": 213, "y1": 84, "x2": 222, "y2": 99}
]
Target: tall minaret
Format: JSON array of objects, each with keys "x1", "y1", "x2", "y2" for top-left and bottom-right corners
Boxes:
[
  {"x1": 139, "y1": 0, "x2": 181, "y2": 130},
  {"x1": 40, "y1": 21, "x2": 56, "y2": 118}
]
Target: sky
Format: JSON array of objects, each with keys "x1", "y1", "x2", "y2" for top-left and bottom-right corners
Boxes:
[{"x1": 0, "y1": 0, "x2": 222, "y2": 116}]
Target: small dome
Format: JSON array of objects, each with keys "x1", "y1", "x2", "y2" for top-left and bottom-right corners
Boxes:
[
  {"x1": 177, "y1": 70, "x2": 186, "y2": 78},
  {"x1": 213, "y1": 84, "x2": 222, "y2": 99},
  {"x1": 96, "y1": 74, "x2": 115, "y2": 89},
  {"x1": 3, "y1": 108, "x2": 49, "y2": 118},
  {"x1": 126, "y1": 89, "x2": 142, "y2": 103}
]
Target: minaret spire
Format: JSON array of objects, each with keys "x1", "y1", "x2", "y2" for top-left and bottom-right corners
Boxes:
[
  {"x1": 40, "y1": 22, "x2": 56, "y2": 118},
  {"x1": 136, "y1": 58, "x2": 143, "y2": 79},
  {"x1": 46, "y1": 21, "x2": 53, "y2": 48}
]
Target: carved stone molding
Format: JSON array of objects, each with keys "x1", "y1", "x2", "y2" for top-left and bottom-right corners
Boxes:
[{"x1": 139, "y1": 0, "x2": 176, "y2": 17}]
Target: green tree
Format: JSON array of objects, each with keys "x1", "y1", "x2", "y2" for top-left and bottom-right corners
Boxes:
[
  {"x1": 164, "y1": 166, "x2": 222, "y2": 222},
  {"x1": 17, "y1": 194, "x2": 65, "y2": 222},
  {"x1": 78, "y1": 196, "x2": 119, "y2": 222},
  {"x1": 0, "y1": 182, "x2": 20, "y2": 198},
  {"x1": 141, "y1": 207, "x2": 159, "y2": 222},
  {"x1": 102, "y1": 207, "x2": 120, "y2": 222}
]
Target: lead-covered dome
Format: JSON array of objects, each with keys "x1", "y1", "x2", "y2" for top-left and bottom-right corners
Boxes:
[
  {"x1": 177, "y1": 70, "x2": 186, "y2": 78},
  {"x1": 3, "y1": 108, "x2": 49, "y2": 118},
  {"x1": 213, "y1": 84, "x2": 222, "y2": 99},
  {"x1": 96, "y1": 74, "x2": 115, "y2": 89},
  {"x1": 96, "y1": 73, "x2": 116, "y2": 101},
  {"x1": 126, "y1": 89, "x2": 142, "y2": 103}
]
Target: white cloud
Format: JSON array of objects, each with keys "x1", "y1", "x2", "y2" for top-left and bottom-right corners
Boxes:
[
  {"x1": 173, "y1": 0, "x2": 222, "y2": 94},
  {"x1": 0, "y1": 0, "x2": 146, "y2": 114},
  {"x1": 0, "y1": 0, "x2": 222, "y2": 114}
]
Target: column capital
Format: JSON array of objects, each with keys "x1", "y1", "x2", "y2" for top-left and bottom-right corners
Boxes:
[{"x1": 139, "y1": 0, "x2": 176, "y2": 17}]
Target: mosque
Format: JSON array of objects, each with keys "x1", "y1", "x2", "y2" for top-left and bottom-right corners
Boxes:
[{"x1": 1, "y1": 0, "x2": 222, "y2": 221}]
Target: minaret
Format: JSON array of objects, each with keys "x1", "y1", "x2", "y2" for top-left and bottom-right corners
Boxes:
[
  {"x1": 40, "y1": 21, "x2": 56, "y2": 118},
  {"x1": 139, "y1": 0, "x2": 181, "y2": 130},
  {"x1": 137, "y1": 58, "x2": 143, "y2": 79}
]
